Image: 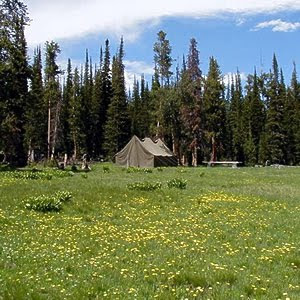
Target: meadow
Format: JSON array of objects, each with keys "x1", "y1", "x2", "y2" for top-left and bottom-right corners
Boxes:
[{"x1": 0, "y1": 164, "x2": 299, "y2": 300}]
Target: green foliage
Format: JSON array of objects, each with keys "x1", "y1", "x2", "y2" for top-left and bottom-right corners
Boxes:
[
  {"x1": 44, "y1": 41, "x2": 61, "y2": 159},
  {"x1": 177, "y1": 168, "x2": 187, "y2": 173},
  {"x1": 126, "y1": 167, "x2": 153, "y2": 174},
  {"x1": 4, "y1": 169, "x2": 72, "y2": 180},
  {"x1": 153, "y1": 30, "x2": 173, "y2": 87},
  {"x1": 228, "y1": 71, "x2": 244, "y2": 161},
  {"x1": 1, "y1": 12, "x2": 300, "y2": 170},
  {"x1": 24, "y1": 194, "x2": 62, "y2": 212},
  {"x1": 265, "y1": 55, "x2": 286, "y2": 164},
  {"x1": 25, "y1": 47, "x2": 47, "y2": 157},
  {"x1": 203, "y1": 57, "x2": 226, "y2": 161},
  {"x1": 54, "y1": 191, "x2": 72, "y2": 202},
  {"x1": 127, "y1": 181, "x2": 162, "y2": 191},
  {"x1": 103, "y1": 166, "x2": 110, "y2": 173},
  {"x1": 0, "y1": 0, "x2": 29, "y2": 166},
  {"x1": 24, "y1": 191, "x2": 72, "y2": 212},
  {"x1": 104, "y1": 38, "x2": 130, "y2": 158},
  {"x1": 71, "y1": 165, "x2": 77, "y2": 172},
  {"x1": 167, "y1": 178, "x2": 187, "y2": 189}
]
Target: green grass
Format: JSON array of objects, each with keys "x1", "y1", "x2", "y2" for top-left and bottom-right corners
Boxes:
[{"x1": 0, "y1": 164, "x2": 299, "y2": 299}]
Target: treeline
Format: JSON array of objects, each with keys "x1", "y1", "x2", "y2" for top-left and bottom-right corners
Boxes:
[{"x1": 1, "y1": 0, "x2": 300, "y2": 167}]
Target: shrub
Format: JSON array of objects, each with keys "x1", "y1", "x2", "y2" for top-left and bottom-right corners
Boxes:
[
  {"x1": 103, "y1": 166, "x2": 110, "y2": 173},
  {"x1": 55, "y1": 191, "x2": 72, "y2": 202},
  {"x1": 167, "y1": 178, "x2": 187, "y2": 189},
  {"x1": 24, "y1": 195, "x2": 62, "y2": 212},
  {"x1": 157, "y1": 167, "x2": 164, "y2": 172},
  {"x1": 127, "y1": 181, "x2": 162, "y2": 191},
  {"x1": 24, "y1": 191, "x2": 72, "y2": 212},
  {"x1": 71, "y1": 165, "x2": 77, "y2": 171},
  {"x1": 126, "y1": 167, "x2": 153, "y2": 174},
  {"x1": 5, "y1": 169, "x2": 71, "y2": 181}
]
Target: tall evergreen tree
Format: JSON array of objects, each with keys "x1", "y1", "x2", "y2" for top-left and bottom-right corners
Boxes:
[
  {"x1": 153, "y1": 31, "x2": 173, "y2": 87},
  {"x1": 286, "y1": 63, "x2": 300, "y2": 164},
  {"x1": 229, "y1": 70, "x2": 244, "y2": 161},
  {"x1": 25, "y1": 46, "x2": 46, "y2": 161},
  {"x1": 81, "y1": 50, "x2": 94, "y2": 156},
  {"x1": 139, "y1": 75, "x2": 151, "y2": 137},
  {"x1": 44, "y1": 41, "x2": 61, "y2": 160},
  {"x1": 129, "y1": 76, "x2": 142, "y2": 136},
  {"x1": 0, "y1": 0, "x2": 30, "y2": 165},
  {"x1": 203, "y1": 57, "x2": 226, "y2": 161},
  {"x1": 243, "y1": 70, "x2": 265, "y2": 164},
  {"x1": 152, "y1": 31, "x2": 173, "y2": 139},
  {"x1": 104, "y1": 38, "x2": 130, "y2": 158},
  {"x1": 98, "y1": 40, "x2": 112, "y2": 155},
  {"x1": 180, "y1": 38, "x2": 203, "y2": 166},
  {"x1": 60, "y1": 58, "x2": 73, "y2": 157},
  {"x1": 68, "y1": 67, "x2": 84, "y2": 159},
  {"x1": 91, "y1": 47, "x2": 103, "y2": 157},
  {"x1": 265, "y1": 54, "x2": 285, "y2": 163}
]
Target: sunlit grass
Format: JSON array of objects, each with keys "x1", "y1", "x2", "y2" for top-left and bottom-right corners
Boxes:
[{"x1": 0, "y1": 164, "x2": 299, "y2": 299}]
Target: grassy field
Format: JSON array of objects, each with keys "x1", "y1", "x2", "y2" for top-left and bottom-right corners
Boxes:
[{"x1": 0, "y1": 164, "x2": 299, "y2": 299}]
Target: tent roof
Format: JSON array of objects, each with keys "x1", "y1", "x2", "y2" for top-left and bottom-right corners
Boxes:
[{"x1": 141, "y1": 137, "x2": 173, "y2": 157}]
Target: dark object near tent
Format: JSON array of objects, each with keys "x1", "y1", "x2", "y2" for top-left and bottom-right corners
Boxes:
[{"x1": 115, "y1": 136, "x2": 178, "y2": 167}]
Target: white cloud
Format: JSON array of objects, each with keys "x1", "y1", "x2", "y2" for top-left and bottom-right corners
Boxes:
[
  {"x1": 124, "y1": 60, "x2": 153, "y2": 91},
  {"x1": 23, "y1": 0, "x2": 300, "y2": 46},
  {"x1": 253, "y1": 19, "x2": 300, "y2": 32},
  {"x1": 236, "y1": 17, "x2": 246, "y2": 26},
  {"x1": 223, "y1": 72, "x2": 247, "y2": 86}
]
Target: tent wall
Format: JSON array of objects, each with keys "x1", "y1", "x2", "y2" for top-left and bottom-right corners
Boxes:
[
  {"x1": 115, "y1": 136, "x2": 178, "y2": 168},
  {"x1": 115, "y1": 136, "x2": 155, "y2": 167},
  {"x1": 154, "y1": 156, "x2": 178, "y2": 167}
]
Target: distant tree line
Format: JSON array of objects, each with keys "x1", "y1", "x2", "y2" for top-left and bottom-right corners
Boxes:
[{"x1": 1, "y1": 0, "x2": 300, "y2": 166}]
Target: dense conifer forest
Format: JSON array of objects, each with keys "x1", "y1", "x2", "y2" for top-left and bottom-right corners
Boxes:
[{"x1": 1, "y1": 0, "x2": 300, "y2": 166}]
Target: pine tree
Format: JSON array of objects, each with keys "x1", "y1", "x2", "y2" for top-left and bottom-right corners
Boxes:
[
  {"x1": 162, "y1": 86, "x2": 182, "y2": 161},
  {"x1": 223, "y1": 78, "x2": 233, "y2": 160},
  {"x1": 25, "y1": 46, "x2": 46, "y2": 161},
  {"x1": 104, "y1": 38, "x2": 130, "y2": 158},
  {"x1": 265, "y1": 54, "x2": 285, "y2": 163},
  {"x1": 153, "y1": 31, "x2": 173, "y2": 87},
  {"x1": 98, "y1": 40, "x2": 112, "y2": 155},
  {"x1": 68, "y1": 67, "x2": 84, "y2": 160},
  {"x1": 150, "y1": 66, "x2": 163, "y2": 137},
  {"x1": 180, "y1": 38, "x2": 203, "y2": 166},
  {"x1": 152, "y1": 31, "x2": 173, "y2": 139},
  {"x1": 286, "y1": 63, "x2": 300, "y2": 164},
  {"x1": 229, "y1": 70, "x2": 244, "y2": 161},
  {"x1": 60, "y1": 59, "x2": 73, "y2": 157},
  {"x1": 203, "y1": 57, "x2": 226, "y2": 161},
  {"x1": 91, "y1": 47, "x2": 103, "y2": 157},
  {"x1": 139, "y1": 75, "x2": 151, "y2": 137},
  {"x1": 81, "y1": 50, "x2": 94, "y2": 156},
  {"x1": 44, "y1": 41, "x2": 61, "y2": 160},
  {"x1": 0, "y1": 0, "x2": 30, "y2": 166},
  {"x1": 129, "y1": 76, "x2": 142, "y2": 136},
  {"x1": 243, "y1": 70, "x2": 265, "y2": 164}
]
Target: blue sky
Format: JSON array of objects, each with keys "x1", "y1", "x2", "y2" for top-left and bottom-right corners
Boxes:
[{"x1": 24, "y1": 0, "x2": 300, "y2": 89}]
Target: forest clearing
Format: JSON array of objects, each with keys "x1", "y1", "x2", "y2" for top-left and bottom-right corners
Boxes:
[{"x1": 1, "y1": 164, "x2": 299, "y2": 299}]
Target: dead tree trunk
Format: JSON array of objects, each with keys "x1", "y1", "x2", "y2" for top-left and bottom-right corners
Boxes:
[
  {"x1": 47, "y1": 98, "x2": 51, "y2": 160},
  {"x1": 192, "y1": 146, "x2": 198, "y2": 167}
]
